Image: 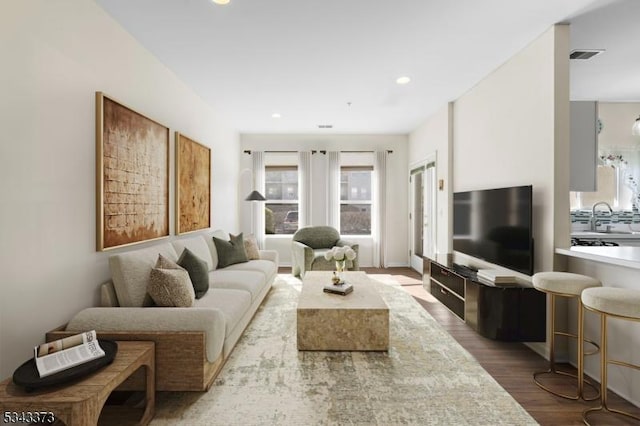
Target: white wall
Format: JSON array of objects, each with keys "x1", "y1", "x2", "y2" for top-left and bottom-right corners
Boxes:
[
  {"x1": 0, "y1": 1, "x2": 240, "y2": 378},
  {"x1": 449, "y1": 25, "x2": 570, "y2": 359},
  {"x1": 408, "y1": 103, "x2": 453, "y2": 264},
  {"x1": 598, "y1": 102, "x2": 640, "y2": 150},
  {"x1": 453, "y1": 25, "x2": 570, "y2": 276},
  {"x1": 239, "y1": 134, "x2": 409, "y2": 267}
]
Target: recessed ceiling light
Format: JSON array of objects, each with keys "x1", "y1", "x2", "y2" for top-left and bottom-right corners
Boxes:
[
  {"x1": 212, "y1": 0, "x2": 230, "y2": 5},
  {"x1": 272, "y1": 113, "x2": 281, "y2": 119},
  {"x1": 396, "y1": 76, "x2": 411, "y2": 85}
]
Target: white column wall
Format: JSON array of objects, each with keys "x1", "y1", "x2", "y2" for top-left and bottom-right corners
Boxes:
[{"x1": 453, "y1": 25, "x2": 570, "y2": 275}]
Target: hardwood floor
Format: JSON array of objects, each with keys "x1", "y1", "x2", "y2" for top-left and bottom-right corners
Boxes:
[{"x1": 285, "y1": 266, "x2": 640, "y2": 424}]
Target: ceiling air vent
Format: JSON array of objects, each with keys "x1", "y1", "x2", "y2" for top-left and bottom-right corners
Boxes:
[
  {"x1": 318, "y1": 124, "x2": 333, "y2": 129},
  {"x1": 570, "y1": 49, "x2": 604, "y2": 60}
]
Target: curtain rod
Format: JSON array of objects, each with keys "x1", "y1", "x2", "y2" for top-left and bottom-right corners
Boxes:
[
  {"x1": 340, "y1": 150, "x2": 393, "y2": 154},
  {"x1": 243, "y1": 150, "x2": 392, "y2": 155}
]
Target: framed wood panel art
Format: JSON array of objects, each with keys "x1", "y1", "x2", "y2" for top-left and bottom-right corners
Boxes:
[
  {"x1": 176, "y1": 132, "x2": 211, "y2": 234},
  {"x1": 96, "y1": 92, "x2": 170, "y2": 251}
]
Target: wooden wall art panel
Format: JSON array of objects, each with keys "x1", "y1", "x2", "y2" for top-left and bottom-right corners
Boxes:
[
  {"x1": 96, "y1": 92, "x2": 169, "y2": 250},
  {"x1": 176, "y1": 132, "x2": 211, "y2": 234}
]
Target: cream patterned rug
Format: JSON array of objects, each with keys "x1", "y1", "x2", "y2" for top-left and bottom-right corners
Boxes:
[{"x1": 150, "y1": 274, "x2": 537, "y2": 425}]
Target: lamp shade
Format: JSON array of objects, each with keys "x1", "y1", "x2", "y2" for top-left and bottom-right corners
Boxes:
[
  {"x1": 245, "y1": 190, "x2": 266, "y2": 201},
  {"x1": 633, "y1": 115, "x2": 640, "y2": 136}
]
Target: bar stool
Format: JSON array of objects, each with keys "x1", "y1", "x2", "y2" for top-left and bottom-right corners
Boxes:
[
  {"x1": 581, "y1": 287, "x2": 640, "y2": 425},
  {"x1": 532, "y1": 272, "x2": 601, "y2": 400}
]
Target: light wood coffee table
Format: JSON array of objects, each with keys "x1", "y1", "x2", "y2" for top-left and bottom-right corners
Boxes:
[
  {"x1": 297, "y1": 271, "x2": 389, "y2": 351},
  {"x1": 0, "y1": 341, "x2": 155, "y2": 426}
]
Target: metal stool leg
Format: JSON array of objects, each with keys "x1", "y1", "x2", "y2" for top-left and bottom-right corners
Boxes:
[
  {"x1": 577, "y1": 298, "x2": 599, "y2": 401},
  {"x1": 583, "y1": 311, "x2": 640, "y2": 425},
  {"x1": 534, "y1": 293, "x2": 599, "y2": 400}
]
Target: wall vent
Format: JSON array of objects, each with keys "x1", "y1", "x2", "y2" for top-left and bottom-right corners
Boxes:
[
  {"x1": 570, "y1": 49, "x2": 604, "y2": 60},
  {"x1": 318, "y1": 124, "x2": 333, "y2": 129}
]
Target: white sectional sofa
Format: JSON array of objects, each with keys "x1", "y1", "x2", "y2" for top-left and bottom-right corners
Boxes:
[{"x1": 46, "y1": 230, "x2": 278, "y2": 391}]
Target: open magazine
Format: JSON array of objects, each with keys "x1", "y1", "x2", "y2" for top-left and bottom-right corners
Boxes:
[{"x1": 34, "y1": 330, "x2": 105, "y2": 378}]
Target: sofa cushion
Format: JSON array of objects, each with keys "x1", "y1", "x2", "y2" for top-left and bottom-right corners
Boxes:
[
  {"x1": 209, "y1": 269, "x2": 267, "y2": 302},
  {"x1": 172, "y1": 236, "x2": 214, "y2": 271},
  {"x1": 223, "y1": 259, "x2": 276, "y2": 282},
  {"x1": 147, "y1": 255, "x2": 195, "y2": 307},
  {"x1": 109, "y1": 243, "x2": 179, "y2": 307},
  {"x1": 100, "y1": 282, "x2": 119, "y2": 307},
  {"x1": 178, "y1": 248, "x2": 210, "y2": 299},
  {"x1": 195, "y1": 288, "x2": 251, "y2": 336},
  {"x1": 213, "y1": 233, "x2": 249, "y2": 268}
]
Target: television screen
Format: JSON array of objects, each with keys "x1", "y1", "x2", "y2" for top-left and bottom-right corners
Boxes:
[{"x1": 453, "y1": 185, "x2": 533, "y2": 275}]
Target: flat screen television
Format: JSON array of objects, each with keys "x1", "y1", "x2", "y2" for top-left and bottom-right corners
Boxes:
[{"x1": 453, "y1": 185, "x2": 533, "y2": 275}]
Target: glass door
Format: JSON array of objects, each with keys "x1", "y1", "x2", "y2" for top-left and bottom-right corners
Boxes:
[
  {"x1": 410, "y1": 166, "x2": 425, "y2": 273},
  {"x1": 424, "y1": 162, "x2": 436, "y2": 261},
  {"x1": 409, "y1": 160, "x2": 437, "y2": 274}
]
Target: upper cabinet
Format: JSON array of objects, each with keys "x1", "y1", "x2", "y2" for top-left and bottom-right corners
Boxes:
[{"x1": 570, "y1": 101, "x2": 598, "y2": 192}]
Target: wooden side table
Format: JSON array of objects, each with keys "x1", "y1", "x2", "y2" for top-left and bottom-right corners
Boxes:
[{"x1": 0, "y1": 341, "x2": 155, "y2": 426}]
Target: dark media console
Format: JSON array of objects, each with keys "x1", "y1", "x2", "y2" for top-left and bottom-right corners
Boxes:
[{"x1": 425, "y1": 258, "x2": 546, "y2": 342}]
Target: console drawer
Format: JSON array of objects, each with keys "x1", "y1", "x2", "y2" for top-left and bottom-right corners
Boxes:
[
  {"x1": 430, "y1": 280, "x2": 465, "y2": 320},
  {"x1": 430, "y1": 263, "x2": 465, "y2": 298}
]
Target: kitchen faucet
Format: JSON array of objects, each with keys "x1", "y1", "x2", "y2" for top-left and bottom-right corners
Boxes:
[{"x1": 590, "y1": 201, "x2": 614, "y2": 232}]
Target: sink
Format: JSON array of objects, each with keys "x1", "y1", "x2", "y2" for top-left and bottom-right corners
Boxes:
[
  {"x1": 596, "y1": 230, "x2": 632, "y2": 234},
  {"x1": 571, "y1": 231, "x2": 636, "y2": 237}
]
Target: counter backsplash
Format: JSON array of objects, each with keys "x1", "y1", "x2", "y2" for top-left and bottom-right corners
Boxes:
[{"x1": 571, "y1": 209, "x2": 640, "y2": 231}]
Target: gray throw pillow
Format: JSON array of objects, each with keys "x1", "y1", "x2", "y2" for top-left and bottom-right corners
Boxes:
[
  {"x1": 178, "y1": 248, "x2": 210, "y2": 299},
  {"x1": 147, "y1": 254, "x2": 195, "y2": 307},
  {"x1": 213, "y1": 233, "x2": 248, "y2": 268}
]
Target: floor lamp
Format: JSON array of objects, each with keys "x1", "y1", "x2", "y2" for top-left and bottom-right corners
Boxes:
[{"x1": 245, "y1": 190, "x2": 266, "y2": 237}]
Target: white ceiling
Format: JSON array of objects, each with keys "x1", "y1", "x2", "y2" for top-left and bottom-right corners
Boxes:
[{"x1": 94, "y1": 0, "x2": 640, "y2": 134}]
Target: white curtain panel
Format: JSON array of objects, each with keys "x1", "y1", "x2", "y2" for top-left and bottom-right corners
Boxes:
[
  {"x1": 298, "y1": 151, "x2": 312, "y2": 228},
  {"x1": 373, "y1": 150, "x2": 388, "y2": 268},
  {"x1": 252, "y1": 151, "x2": 266, "y2": 249},
  {"x1": 327, "y1": 151, "x2": 341, "y2": 230}
]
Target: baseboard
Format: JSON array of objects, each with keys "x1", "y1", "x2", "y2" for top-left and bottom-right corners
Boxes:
[
  {"x1": 279, "y1": 262, "x2": 411, "y2": 269},
  {"x1": 524, "y1": 341, "x2": 550, "y2": 360},
  {"x1": 384, "y1": 262, "x2": 410, "y2": 268}
]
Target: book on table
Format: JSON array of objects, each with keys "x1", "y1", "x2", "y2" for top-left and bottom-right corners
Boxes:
[
  {"x1": 323, "y1": 282, "x2": 354, "y2": 295},
  {"x1": 34, "y1": 330, "x2": 106, "y2": 378}
]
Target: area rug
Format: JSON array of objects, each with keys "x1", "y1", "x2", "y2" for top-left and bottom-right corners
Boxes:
[{"x1": 150, "y1": 274, "x2": 537, "y2": 425}]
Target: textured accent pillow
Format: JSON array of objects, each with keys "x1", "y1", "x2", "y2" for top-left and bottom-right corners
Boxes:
[
  {"x1": 243, "y1": 234, "x2": 260, "y2": 260},
  {"x1": 147, "y1": 254, "x2": 195, "y2": 307},
  {"x1": 178, "y1": 248, "x2": 210, "y2": 299},
  {"x1": 213, "y1": 233, "x2": 249, "y2": 268}
]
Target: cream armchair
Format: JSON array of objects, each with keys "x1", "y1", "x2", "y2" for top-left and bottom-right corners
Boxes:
[{"x1": 291, "y1": 226, "x2": 359, "y2": 278}]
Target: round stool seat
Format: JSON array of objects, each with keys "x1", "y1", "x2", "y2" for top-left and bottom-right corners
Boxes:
[
  {"x1": 532, "y1": 272, "x2": 601, "y2": 296},
  {"x1": 582, "y1": 287, "x2": 640, "y2": 319}
]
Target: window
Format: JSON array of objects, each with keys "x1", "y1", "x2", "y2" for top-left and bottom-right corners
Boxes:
[
  {"x1": 570, "y1": 164, "x2": 634, "y2": 210},
  {"x1": 265, "y1": 166, "x2": 298, "y2": 234},
  {"x1": 340, "y1": 166, "x2": 372, "y2": 235}
]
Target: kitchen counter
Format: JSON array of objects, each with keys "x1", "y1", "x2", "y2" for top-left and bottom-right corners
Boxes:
[
  {"x1": 556, "y1": 246, "x2": 640, "y2": 406},
  {"x1": 571, "y1": 231, "x2": 640, "y2": 239},
  {"x1": 556, "y1": 246, "x2": 640, "y2": 270}
]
